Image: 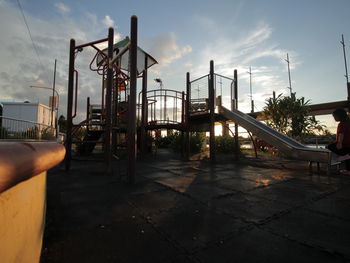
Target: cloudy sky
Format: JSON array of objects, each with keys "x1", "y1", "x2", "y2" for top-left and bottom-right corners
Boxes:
[{"x1": 0, "y1": 0, "x2": 349, "y2": 130}]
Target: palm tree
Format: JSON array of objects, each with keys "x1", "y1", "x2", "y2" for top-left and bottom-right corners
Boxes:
[{"x1": 263, "y1": 93, "x2": 324, "y2": 141}]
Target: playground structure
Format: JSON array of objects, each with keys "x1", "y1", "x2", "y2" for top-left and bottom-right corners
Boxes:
[{"x1": 65, "y1": 16, "x2": 349, "y2": 183}]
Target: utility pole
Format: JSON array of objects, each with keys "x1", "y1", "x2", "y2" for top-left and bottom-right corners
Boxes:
[
  {"x1": 341, "y1": 34, "x2": 349, "y2": 83},
  {"x1": 340, "y1": 34, "x2": 350, "y2": 101},
  {"x1": 285, "y1": 53, "x2": 292, "y2": 96},
  {"x1": 50, "y1": 59, "x2": 57, "y2": 127},
  {"x1": 247, "y1": 66, "x2": 254, "y2": 113}
]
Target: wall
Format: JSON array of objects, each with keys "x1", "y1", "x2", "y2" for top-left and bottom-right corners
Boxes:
[
  {"x1": 0, "y1": 142, "x2": 65, "y2": 263},
  {"x1": 37, "y1": 104, "x2": 55, "y2": 126},
  {"x1": 3, "y1": 103, "x2": 38, "y2": 122},
  {"x1": 0, "y1": 172, "x2": 47, "y2": 263}
]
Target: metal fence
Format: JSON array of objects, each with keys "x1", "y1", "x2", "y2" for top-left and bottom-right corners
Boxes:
[
  {"x1": 0, "y1": 116, "x2": 56, "y2": 141},
  {"x1": 189, "y1": 73, "x2": 234, "y2": 113},
  {"x1": 214, "y1": 73, "x2": 234, "y2": 109},
  {"x1": 189, "y1": 74, "x2": 209, "y2": 113},
  {"x1": 138, "y1": 89, "x2": 184, "y2": 125}
]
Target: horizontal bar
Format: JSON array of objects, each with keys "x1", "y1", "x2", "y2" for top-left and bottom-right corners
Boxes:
[
  {"x1": 75, "y1": 38, "x2": 108, "y2": 50},
  {"x1": 189, "y1": 74, "x2": 209, "y2": 84},
  {"x1": 215, "y1": 73, "x2": 234, "y2": 81}
]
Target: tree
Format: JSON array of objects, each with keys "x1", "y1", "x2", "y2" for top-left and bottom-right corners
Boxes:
[
  {"x1": 262, "y1": 93, "x2": 324, "y2": 141},
  {"x1": 58, "y1": 115, "x2": 67, "y2": 133}
]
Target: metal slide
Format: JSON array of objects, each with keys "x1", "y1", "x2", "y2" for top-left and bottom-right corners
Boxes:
[{"x1": 218, "y1": 105, "x2": 331, "y2": 164}]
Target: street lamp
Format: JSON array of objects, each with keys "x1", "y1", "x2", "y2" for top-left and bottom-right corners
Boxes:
[
  {"x1": 154, "y1": 78, "x2": 163, "y2": 89},
  {"x1": 30, "y1": 85, "x2": 60, "y2": 137}
]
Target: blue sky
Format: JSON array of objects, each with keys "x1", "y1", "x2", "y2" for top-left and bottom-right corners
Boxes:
[{"x1": 0, "y1": 0, "x2": 349, "y2": 131}]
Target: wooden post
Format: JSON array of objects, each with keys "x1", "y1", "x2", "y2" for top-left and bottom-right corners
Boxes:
[
  {"x1": 128, "y1": 16, "x2": 138, "y2": 184},
  {"x1": 140, "y1": 57, "x2": 148, "y2": 157},
  {"x1": 185, "y1": 72, "x2": 191, "y2": 159},
  {"x1": 105, "y1": 27, "x2": 114, "y2": 174},
  {"x1": 65, "y1": 39, "x2": 75, "y2": 171},
  {"x1": 234, "y1": 69, "x2": 239, "y2": 160},
  {"x1": 209, "y1": 60, "x2": 216, "y2": 161},
  {"x1": 86, "y1": 97, "x2": 90, "y2": 133}
]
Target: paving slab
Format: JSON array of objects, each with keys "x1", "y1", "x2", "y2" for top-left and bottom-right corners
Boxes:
[
  {"x1": 297, "y1": 173, "x2": 350, "y2": 187},
  {"x1": 181, "y1": 183, "x2": 236, "y2": 202},
  {"x1": 195, "y1": 227, "x2": 346, "y2": 263},
  {"x1": 307, "y1": 194, "x2": 350, "y2": 221},
  {"x1": 140, "y1": 170, "x2": 176, "y2": 180},
  {"x1": 155, "y1": 175, "x2": 202, "y2": 193},
  {"x1": 263, "y1": 208, "x2": 350, "y2": 259},
  {"x1": 42, "y1": 151, "x2": 350, "y2": 263},
  {"x1": 248, "y1": 178, "x2": 337, "y2": 206},
  {"x1": 44, "y1": 217, "x2": 180, "y2": 263},
  {"x1": 333, "y1": 186, "x2": 350, "y2": 200},
  {"x1": 215, "y1": 177, "x2": 267, "y2": 192},
  {"x1": 128, "y1": 189, "x2": 197, "y2": 216},
  {"x1": 207, "y1": 192, "x2": 291, "y2": 224},
  {"x1": 151, "y1": 204, "x2": 249, "y2": 253}
]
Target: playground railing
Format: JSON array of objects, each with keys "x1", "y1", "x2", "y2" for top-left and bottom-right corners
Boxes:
[
  {"x1": 138, "y1": 89, "x2": 185, "y2": 126},
  {"x1": 0, "y1": 116, "x2": 56, "y2": 141}
]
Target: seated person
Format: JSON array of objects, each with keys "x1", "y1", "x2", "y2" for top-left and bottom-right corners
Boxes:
[{"x1": 328, "y1": 108, "x2": 350, "y2": 174}]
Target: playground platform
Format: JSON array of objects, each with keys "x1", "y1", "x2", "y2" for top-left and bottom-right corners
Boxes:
[{"x1": 41, "y1": 150, "x2": 350, "y2": 263}]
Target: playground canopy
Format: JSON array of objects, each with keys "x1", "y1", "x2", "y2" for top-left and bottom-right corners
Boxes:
[{"x1": 96, "y1": 37, "x2": 158, "y2": 75}]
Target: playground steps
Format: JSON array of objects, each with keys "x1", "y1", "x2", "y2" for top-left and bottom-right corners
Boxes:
[{"x1": 77, "y1": 130, "x2": 104, "y2": 155}]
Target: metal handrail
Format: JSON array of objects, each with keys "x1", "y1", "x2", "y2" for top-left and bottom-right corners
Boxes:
[
  {"x1": 0, "y1": 116, "x2": 56, "y2": 141},
  {"x1": 0, "y1": 116, "x2": 53, "y2": 127}
]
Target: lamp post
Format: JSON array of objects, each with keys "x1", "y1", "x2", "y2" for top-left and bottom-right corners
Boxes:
[
  {"x1": 154, "y1": 78, "x2": 163, "y2": 121},
  {"x1": 30, "y1": 85, "x2": 60, "y2": 138},
  {"x1": 154, "y1": 78, "x2": 163, "y2": 89}
]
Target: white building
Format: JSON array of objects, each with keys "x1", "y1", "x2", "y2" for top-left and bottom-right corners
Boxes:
[{"x1": 0, "y1": 101, "x2": 56, "y2": 132}]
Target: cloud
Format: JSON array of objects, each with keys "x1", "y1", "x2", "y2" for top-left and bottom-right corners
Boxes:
[
  {"x1": 189, "y1": 17, "x2": 299, "y2": 113},
  {"x1": 0, "y1": 1, "x2": 121, "y2": 121},
  {"x1": 54, "y1": 2, "x2": 70, "y2": 15},
  {"x1": 145, "y1": 32, "x2": 192, "y2": 68},
  {"x1": 102, "y1": 15, "x2": 115, "y2": 28}
]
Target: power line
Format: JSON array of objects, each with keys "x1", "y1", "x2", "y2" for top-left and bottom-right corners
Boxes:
[{"x1": 16, "y1": 0, "x2": 50, "y2": 85}]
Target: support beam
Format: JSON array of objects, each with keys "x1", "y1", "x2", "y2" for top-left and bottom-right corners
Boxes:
[
  {"x1": 112, "y1": 65, "x2": 118, "y2": 155},
  {"x1": 234, "y1": 69, "x2": 239, "y2": 160},
  {"x1": 86, "y1": 97, "x2": 90, "y2": 133},
  {"x1": 140, "y1": 57, "x2": 148, "y2": 157},
  {"x1": 65, "y1": 38, "x2": 75, "y2": 171},
  {"x1": 181, "y1": 91, "x2": 185, "y2": 157},
  {"x1": 128, "y1": 16, "x2": 138, "y2": 184},
  {"x1": 105, "y1": 27, "x2": 114, "y2": 174},
  {"x1": 185, "y1": 72, "x2": 191, "y2": 160},
  {"x1": 209, "y1": 60, "x2": 216, "y2": 161}
]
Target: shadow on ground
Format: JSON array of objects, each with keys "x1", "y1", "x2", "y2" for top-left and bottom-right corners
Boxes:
[{"x1": 41, "y1": 149, "x2": 350, "y2": 263}]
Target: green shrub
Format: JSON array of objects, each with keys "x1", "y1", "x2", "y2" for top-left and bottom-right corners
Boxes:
[
  {"x1": 189, "y1": 132, "x2": 206, "y2": 153},
  {"x1": 215, "y1": 135, "x2": 236, "y2": 153},
  {"x1": 157, "y1": 134, "x2": 175, "y2": 148},
  {"x1": 0, "y1": 126, "x2": 8, "y2": 139},
  {"x1": 156, "y1": 131, "x2": 206, "y2": 153}
]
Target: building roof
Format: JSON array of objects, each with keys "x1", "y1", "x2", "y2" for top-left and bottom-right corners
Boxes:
[
  {"x1": 96, "y1": 37, "x2": 158, "y2": 75},
  {"x1": 0, "y1": 101, "x2": 52, "y2": 110}
]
